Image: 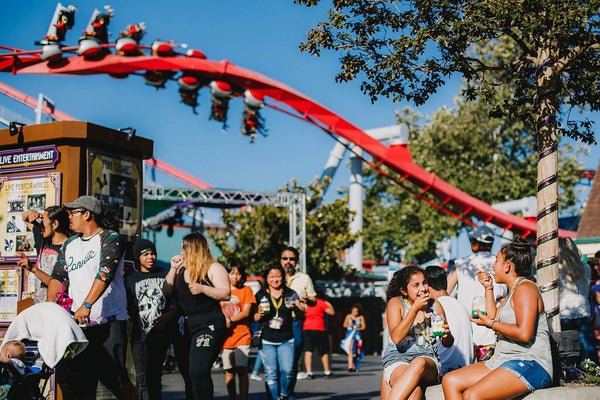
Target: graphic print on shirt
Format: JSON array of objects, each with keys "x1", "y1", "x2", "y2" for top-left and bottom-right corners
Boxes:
[
  {"x1": 221, "y1": 295, "x2": 241, "y2": 319},
  {"x1": 134, "y1": 277, "x2": 166, "y2": 333},
  {"x1": 33, "y1": 247, "x2": 59, "y2": 303},
  {"x1": 67, "y1": 249, "x2": 97, "y2": 272}
]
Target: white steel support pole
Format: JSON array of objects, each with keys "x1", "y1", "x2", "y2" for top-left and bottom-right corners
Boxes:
[
  {"x1": 288, "y1": 194, "x2": 307, "y2": 274},
  {"x1": 35, "y1": 93, "x2": 44, "y2": 124},
  {"x1": 347, "y1": 144, "x2": 363, "y2": 270}
]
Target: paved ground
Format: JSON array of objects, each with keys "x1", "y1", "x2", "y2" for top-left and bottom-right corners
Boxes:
[{"x1": 162, "y1": 354, "x2": 382, "y2": 400}]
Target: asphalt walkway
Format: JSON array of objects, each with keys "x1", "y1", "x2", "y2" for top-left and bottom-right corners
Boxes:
[{"x1": 162, "y1": 354, "x2": 382, "y2": 400}]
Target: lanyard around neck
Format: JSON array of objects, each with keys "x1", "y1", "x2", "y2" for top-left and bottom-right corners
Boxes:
[{"x1": 270, "y1": 294, "x2": 283, "y2": 314}]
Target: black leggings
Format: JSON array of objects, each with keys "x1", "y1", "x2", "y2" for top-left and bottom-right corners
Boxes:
[{"x1": 185, "y1": 310, "x2": 226, "y2": 400}]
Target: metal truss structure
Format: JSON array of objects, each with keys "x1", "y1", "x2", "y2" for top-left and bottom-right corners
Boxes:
[{"x1": 143, "y1": 184, "x2": 307, "y2": 271}]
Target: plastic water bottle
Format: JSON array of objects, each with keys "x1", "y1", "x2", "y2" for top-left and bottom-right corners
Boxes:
[{"x1": 30, "y1": 357, "x2": 44, "y2": 373}]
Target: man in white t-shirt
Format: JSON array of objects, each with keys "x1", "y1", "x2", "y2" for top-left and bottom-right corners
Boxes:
[
  {"x1": 49, "y1": 196, "x2": 135, "y2": 400},
  {"x1": 447, "y1": 225, "x2": 507, "y2": 361},
  {"x1": 425, "y1": 265, "x2": 472, "y2": 374}
]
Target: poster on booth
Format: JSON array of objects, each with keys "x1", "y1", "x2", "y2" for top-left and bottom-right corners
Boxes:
[
  {"x1": 0, "y1": 268, "x2": 19, "y2": 324},
  {"x1": 87, "y1": 150, "x2": 142, "y2": 241},
  {"x1": 0, "y1": 172, "x2": 61, "y2": 263}
]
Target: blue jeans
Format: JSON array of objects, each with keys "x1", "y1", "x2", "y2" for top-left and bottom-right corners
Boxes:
[
  {"x1": 260, "y1": 339, "x2": 294, "y2": 400},
  {"x1": 252, "y1": 352, "x2": 263, "y2": 374},
  {"x1": 288, "y1": 320, "x2": 304, "y2": 395}
]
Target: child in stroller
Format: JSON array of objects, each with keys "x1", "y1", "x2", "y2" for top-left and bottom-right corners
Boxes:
[
  {"x1": 0, "y1": 302, "x2": 89, "y2": 400},
  {"x1": 0, "y1": 339, "x2": 50, "y2": 400}
]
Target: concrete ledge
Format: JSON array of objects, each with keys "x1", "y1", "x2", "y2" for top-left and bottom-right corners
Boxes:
[{"x1": 424, "y1": 384, "x2": 600, "y2": 399}]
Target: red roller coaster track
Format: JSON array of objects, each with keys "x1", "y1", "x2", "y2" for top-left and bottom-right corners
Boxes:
[{"x1": 0, "y1": 48, "x2": 576, "y2": 238}]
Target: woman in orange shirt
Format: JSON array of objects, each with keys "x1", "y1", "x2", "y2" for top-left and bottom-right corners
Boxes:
[{"x1": 221, "y1": 259, "x2": 256, "y2": 400}]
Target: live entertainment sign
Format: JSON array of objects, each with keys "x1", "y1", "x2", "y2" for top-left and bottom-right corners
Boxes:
[{"x1": 0, "y1": 145, "x2": 60, "y2": 173}]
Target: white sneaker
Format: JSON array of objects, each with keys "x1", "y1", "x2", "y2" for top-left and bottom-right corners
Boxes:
[
  {"x1": 250, "y1": 373, "x2": 263, "y2": 381},
  {"x1": 296, "y1": 372, "x2": 309, "y2": 380}
]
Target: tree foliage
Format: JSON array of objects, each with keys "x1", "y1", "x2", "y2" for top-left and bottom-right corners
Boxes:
[
  {"x1": 295, "y1": 0, "x2": 599, "y2": 144},
  {"x1": 208, "y1": 179, "x2": 357, "y2": 279},
  {"x1": 363, "y1": 103, "x2": 587, "y2": 263},
  {"x1": 294, "y1": 0, "x2": 598, "y2": 330}
]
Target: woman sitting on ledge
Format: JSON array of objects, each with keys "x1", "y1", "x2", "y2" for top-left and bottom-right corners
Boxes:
[{"x1": 442, "y1": 237, "x2": 553, "y2": 400}]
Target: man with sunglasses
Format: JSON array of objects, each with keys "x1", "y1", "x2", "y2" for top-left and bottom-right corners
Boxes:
[
  {"x1": 280, "y1": 246, "x2": 316, "y2": 397},
  {"x1": 49, "y1": 195, "x2": 135, "y2": 400}
]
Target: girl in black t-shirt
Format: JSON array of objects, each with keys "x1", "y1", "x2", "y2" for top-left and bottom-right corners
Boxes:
[{"x1": 253, "y1": 264, "x2": 305, "y2": 400}]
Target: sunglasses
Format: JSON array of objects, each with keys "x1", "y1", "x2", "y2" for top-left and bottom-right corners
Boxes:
[
  {"x1": 70, "y1": 208, "x2": 87, "y2": 215},
  {"x1": 281, "y1": 257, "x2": 297, "y2": 261}
]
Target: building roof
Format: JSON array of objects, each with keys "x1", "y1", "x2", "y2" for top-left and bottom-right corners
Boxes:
[{"x1": 578, "y1": 159, "x2": 600, "y2": 239}]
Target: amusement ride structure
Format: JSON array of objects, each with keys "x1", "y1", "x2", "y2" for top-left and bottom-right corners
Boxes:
[{"x1": 0, "y1": 3, "x2": 578, "y2": 256}]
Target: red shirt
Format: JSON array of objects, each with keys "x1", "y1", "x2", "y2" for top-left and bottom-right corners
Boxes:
[{"x1": 303, "y1": 298, "x2": 330, "y2": 331}]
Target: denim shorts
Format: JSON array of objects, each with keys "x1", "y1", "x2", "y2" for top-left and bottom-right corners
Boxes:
[{"x1": 499, "y1": 360, "x2": 552, "y2": 391}]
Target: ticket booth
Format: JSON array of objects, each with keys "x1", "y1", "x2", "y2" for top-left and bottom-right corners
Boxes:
[{"x1": 0, "y1": 121, "x2": 153, "y2": 396}]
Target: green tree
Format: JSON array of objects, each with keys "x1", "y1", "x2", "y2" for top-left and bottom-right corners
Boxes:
[
  {"x1": 295, "y1": 0, "x2": 599, "y2": 330},
  {"x1": 363, "y1": 104, "x2": 587, "y2": 264},
  {"x1": 209, "y1": 178, "x2": 357, "y2": 279}
]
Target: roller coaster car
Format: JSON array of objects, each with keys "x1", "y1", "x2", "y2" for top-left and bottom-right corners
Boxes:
[
  {"x1": 77, "y1": 6, "x2": 114, "y2": 58},
  {"x1": 37, "y1": 4, "x2": 77, "y2": 61},
  {"x1": 152, "y1": 40, "x2": 175, "y2": 57},
  {"x1": 209, "y1": 81, "x2": 233, "y2": 126},
  {"x1": 116, "y1": 22, "x2": 146, "y2": 56},
  {"x1": 144, "y1": 70, "x2": 176, "y2": 89}
]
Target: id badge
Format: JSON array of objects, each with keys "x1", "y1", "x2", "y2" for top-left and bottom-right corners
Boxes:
[{"x1": 268, "y1": 316, "x2": 284, "y2": 330}]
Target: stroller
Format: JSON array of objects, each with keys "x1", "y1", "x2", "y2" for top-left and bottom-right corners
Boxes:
[
  {"x1": 0, "y1": 340, "x2": 53, "y2": 400},
  {"x1": 0, "y1": 302, "x2": 88, "y2": 400}
]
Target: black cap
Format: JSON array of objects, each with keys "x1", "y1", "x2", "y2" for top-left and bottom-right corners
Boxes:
[{"x1": 133, "y1": 239, "x2": 156, "y2": 259}]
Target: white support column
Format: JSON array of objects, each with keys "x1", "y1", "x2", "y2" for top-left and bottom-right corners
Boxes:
[
  {"x1": 35, "y1": 93, "x2": 44, "y2": 124},
  {"x1": 347, "y1": 144, "x2": 363, "y2": 270}
]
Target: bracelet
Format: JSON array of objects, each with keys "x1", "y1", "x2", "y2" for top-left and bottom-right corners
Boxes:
[
  {"x1": 485, "y1": 288, "x2": 493, "y2": 291},
  {"x1": 490, "y1": 320, "x2": 497, "y2": 330}
]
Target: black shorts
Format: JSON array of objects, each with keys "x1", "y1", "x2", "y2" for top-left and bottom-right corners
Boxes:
[
  {"x1": 304, "y1": 330, "x2": 330, "y2": 354},
  {"x1": 56, "y1": 320, "x2": 131, "y2": 399}
]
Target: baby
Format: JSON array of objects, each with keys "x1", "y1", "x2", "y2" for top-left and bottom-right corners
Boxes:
[
  {"x1": 0, "y1": 340, "x2": 26, "y2": 375},
  {"x1": 0, "y1": 340, "x2": 27, "y2": 399}
]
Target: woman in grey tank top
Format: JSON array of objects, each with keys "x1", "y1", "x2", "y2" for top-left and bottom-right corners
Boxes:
[{"x1": 442, "y1": 237, "x2": 553, "y2": 399}]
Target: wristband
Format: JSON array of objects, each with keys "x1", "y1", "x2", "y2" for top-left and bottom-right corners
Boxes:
[
  {"x1": 490, "y1": 320, "x2": 496, "y2": 330},
  {"x1": 228, "y1": 317, "x2": 232, "y2": 324}
]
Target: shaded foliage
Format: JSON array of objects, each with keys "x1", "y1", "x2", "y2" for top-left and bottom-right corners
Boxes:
[
  {"x1": 363, "y1": 104, "x2": 586, "y2": 263},
  {"x1": 209, "y1": 179, "x2": 357, "y2": 279}
]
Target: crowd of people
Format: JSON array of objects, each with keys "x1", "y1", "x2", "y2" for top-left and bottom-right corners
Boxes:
[{"x1": 4, "y1": 196, "x2": 600, "y2": 400}]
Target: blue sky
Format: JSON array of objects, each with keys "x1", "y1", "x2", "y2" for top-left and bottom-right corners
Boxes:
[{"x1": 1, "y1": 1, "x2": 598, "y2": 205}]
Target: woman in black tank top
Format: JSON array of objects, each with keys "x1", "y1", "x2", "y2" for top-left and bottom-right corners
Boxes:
[{"x1": 163, "y1": 232, "x2": 230, "y2": 400}]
